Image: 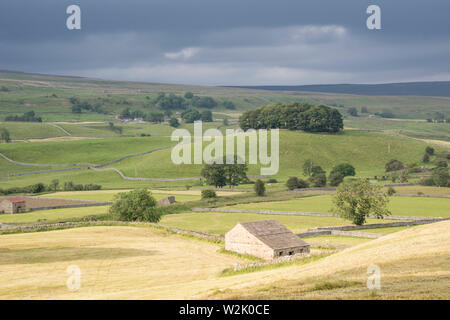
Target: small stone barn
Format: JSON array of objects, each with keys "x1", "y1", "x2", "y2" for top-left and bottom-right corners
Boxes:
[
  {"x1": 158, "y1": 196, "x2": 176, "y2": 206},
  {"x1": 0, "y1": 198, "x2": 27, "y2": 214},
  {"x1": 225, "y1": 220, "x2": 310, "y2": 260}
]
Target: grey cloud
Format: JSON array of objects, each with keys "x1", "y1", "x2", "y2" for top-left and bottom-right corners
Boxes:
[{"x1": 0, "y1": 0, "x2": 449, "y2": 85}]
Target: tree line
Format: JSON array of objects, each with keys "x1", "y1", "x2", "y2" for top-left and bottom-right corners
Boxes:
[
  {"x1": 4, "y1": 111, "x2": 42, "y2": 122},
  {"x1": 0, "y1": 180, "x2": 102, "y2": 196}
]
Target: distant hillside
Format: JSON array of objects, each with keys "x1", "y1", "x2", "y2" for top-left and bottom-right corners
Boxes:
[
  {"x1": 230, "y1": 82, "x2": 450, "y2": 97},
  {"x1": 1, "y1": 70, "x2": 450, "y2": 120}
]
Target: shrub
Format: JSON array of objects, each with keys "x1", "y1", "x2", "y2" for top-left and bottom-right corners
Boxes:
[
  {"x1": 436, "y1": 161, "x2": 448, "y2": 168},
  {"x1": 310, "y1": 173, "x2": 327, "y2": 187},
  {"x1": 267, "y1": 178, "x2": 278, "y2": 183},
  {"x1": 419, "y1": 177, "x2": 435, "y2": 186},
  {"x1": 27, "y1": 183, "x2": 46, "y2": 194},
  {"x1": 311, "y1": 166, "x2": 325, "y2": 176},
  {"x1": 286, "y1": 177, "x2": 300, "y2": 190},
  {"x1": 169, "y1": 117, "x2": 180, "y2": 128},
  {"x1": 201, "y1": 189, "x2": 217, "y2": 199},
  {"x1": 385, "y1": 159, "x2": 405, "y2": 172},
  {"x1": 432, "y1": 168, "x2": 449, "y2": 187},
  {"x1": 423, "y1": 153, "x2": 430, "y2": 163},
  {"x1": 329, "y1": 172, "x2": 344, "y2": 187},
  {"x1": 425, "y1": 146, "x2": 435, "y2": 156},
  {"x1": 200, "y1": 110, "x2": 213, "y2": 122},
  {"x1": 109, "y1": 189, "x2": 160, "y2": 222},
  {"x1": 297, "y1": 179, "x2": 309, "y2": 189},
  {"x1": 254, "y1": 179, "x2": 266, "y2": 196},
  {"x1": 387, "y1": 187, "x2": 396, "y2": 196},
  {"x1": 330, "y1": 163, "x2": 356, "y2": 177}
]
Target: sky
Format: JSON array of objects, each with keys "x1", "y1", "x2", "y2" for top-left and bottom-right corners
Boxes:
[{"x1": 1, "y1": 0, "x2": 450, "y2": 85}]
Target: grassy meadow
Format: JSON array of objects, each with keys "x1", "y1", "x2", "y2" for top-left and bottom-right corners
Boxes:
[
  {"x1": 229, "y1": 195, "x2": 450, "y2": 218},
  {"x1": 0, "y1": 221, "x2": 448, "y2": 299},
  {"x1": 159, "y1": 211, "x2": 405, "y2": 236}
]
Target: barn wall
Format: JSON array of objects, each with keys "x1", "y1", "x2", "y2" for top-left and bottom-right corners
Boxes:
[
  {"x1": 0, "y1": 201, "x2": 13, "y2": 214},
  {"x1": 225, "y1": 224, "x2": 275, "y2": 260}
]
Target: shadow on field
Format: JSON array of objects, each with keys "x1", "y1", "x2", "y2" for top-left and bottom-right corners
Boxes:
[{"x1": 0, "y1": 247, "x2": 159, "y2": 265}]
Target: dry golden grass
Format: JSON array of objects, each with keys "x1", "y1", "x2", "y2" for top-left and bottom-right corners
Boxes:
[
  {"x1": 1, "y1": 221, "x2": 448, "y2": 299},
  {"x1": 387, "y1": 186, "x2": 450, "y2": 196},
  {"x1": 0, "y1": 226, "x2": 246, "y2": 299},
  {"x1": 421, "y1": 139, "x2": 450, "y2": 148},
  {"x1": 26, "y1": 137, "x2": 99, "y2": 143},
  {"x1": 208, "y1": 220, "x2": 450, "y2": 299}
]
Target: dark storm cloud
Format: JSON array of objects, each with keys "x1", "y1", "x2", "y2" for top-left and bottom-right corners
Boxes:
[{"x1": 0, "y1": 0, "x2": 450, "y2": 85}]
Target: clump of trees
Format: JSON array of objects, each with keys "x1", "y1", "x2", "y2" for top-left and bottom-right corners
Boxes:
[
  {"x1": 332, "y1": 179, "x2": 391, "y2": 226},
  {"x1": 5, "y1": 111, "x2": 42, "y2": 122},
  {"x1": 119, "y1": 108, "x2": 145, "y2": 120},
  {"x1": 70, "y1": 98, "x2": 107, "y2": 115},
  {"x1": 109, "y1": 189, "x2": 161, "y2": 222},
  {"x1": 153, "y1": 92, "x2": 220, "y2": 110},
  {"x1": 239, "y1": 102, "x2": 343, "y2": 133},
  {"x1": 181, "y1": 109, "x2": 201, "y2": 123},
  {"x1": 146, "y1": 112, "x2": 165, "y2": 123},
  {"x1": 201, "y1": 156, "x2": 248, "y2": 188}
]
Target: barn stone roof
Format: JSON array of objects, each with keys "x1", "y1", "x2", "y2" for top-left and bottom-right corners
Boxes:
[{"x1": 239, "y1": 220, "x2": 309, "y2": 250}]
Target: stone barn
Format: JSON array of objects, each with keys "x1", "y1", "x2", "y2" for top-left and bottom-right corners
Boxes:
[
  {"x1": 0, "y1": 198, "x2": 27, "y2": 214},
  {"x1": 158, "y1": 196, "x2": 176, "y2": 206},
  {"x1": 225, "y1": 220, "x2": 310, "y2": 260}
]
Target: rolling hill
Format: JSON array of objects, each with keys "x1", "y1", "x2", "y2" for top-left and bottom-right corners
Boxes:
[
  {"x1": 0, "y1": 220, "x2": 447, "y2": 299},
  {"x1": 1, "y1": 71, "x2": 450, "y2": 121},
  {"x1": 0, "y1": 130, "x2": 439, "y2": 189},
  {"x1": 206, "y1": 219, "x2": 450, "y2": 300},
  {"x1": 231, "y1": 81, "x2": 450, "y2": 97}
]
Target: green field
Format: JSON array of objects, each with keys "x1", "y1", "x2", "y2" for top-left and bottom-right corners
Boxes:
[
  {"x1": 0, "y1": 136, "x2": 173, "y2": 165},
  {"x1": 42, "y1": 190, "x2": 201, "y2": 202},
  {"x1": 0, "y1": 122, "x2": 67, "y2": 140},
  {"x1": 230, "y1": 195, "x2": 450, "y2": 218},
  {"x1": 345, "y1": 117, "x2": 450, "y2": 141},
  {"x1": 0, "y1": 206, "x2": 109, "y2": 225},
  {"x1": 109, "y1": 130, "x2": 434, "y2": 180},
  {"x1": 0, "y1": 129, "x2": 442, "y2": 189},
  {"x1": 159, "y1": 211, "x2": 403, "y2": 236}
]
